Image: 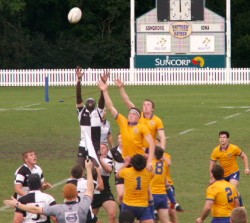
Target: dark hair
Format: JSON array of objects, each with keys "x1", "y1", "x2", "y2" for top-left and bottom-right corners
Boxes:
[
  {"x1": 71, "y1": 164, "x2": 83, "y2": 179},
  {"x1": 211, "y1": 165, "x2": 224, "y2": 180},
  {"x1": 144, "y1": 99, "x2": 155, "y2": 109},
  {"x1": 131, "y1": 154, "x2": 146, "y2": 171},
  {"x1": 219, "y1": 131, "x2": 230, "y2": 138},
  {"x1": 129, "y1": 107, "x2": 141, "y2": 118},
  {"x1": 154, "y1": 146, "x2": 164, "y2": 160},
  {"x1": 119, "y1": 210, "x2": 134, "y2": 223},
  {"x1": 28, "y1": 174, "x2": 41, "y2": 190}
]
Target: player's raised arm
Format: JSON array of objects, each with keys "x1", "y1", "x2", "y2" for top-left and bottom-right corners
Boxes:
[
  {"x1": 115, "y1": 79, "x2": 135, "y2": 109},
  {"x1": 98, "y1": 70, "x2": 110, "y2": 109},
  {"x1": 76, "y1": 66, "x2": 84, "y2": 108},
  {"x1": 97, "y1": 80, "x2": 118, "y2": 119}
]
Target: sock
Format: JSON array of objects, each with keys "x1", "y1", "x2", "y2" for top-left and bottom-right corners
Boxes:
[
  {"x1": 239, "y1": 195, "x2": 244, "y2": 207},
  {"x1": 167, "y1": 185, "x2": 176, "y2": 204}
]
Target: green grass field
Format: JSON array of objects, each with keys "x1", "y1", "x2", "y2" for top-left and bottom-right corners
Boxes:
[{"x1": 0, "y1": 85, "x2": 250, "y2": 222}]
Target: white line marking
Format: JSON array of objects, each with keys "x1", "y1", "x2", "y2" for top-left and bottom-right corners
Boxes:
[
  {"x1": 0, "y1": 103, "x2": 46, "y2": 112},
  {"x1": 15, "y1": 108, "x2": 46, "y2": 111},
  {"x1": 219, "y1": 106, "x2": 250, "y2": 109},
  {"x1": 0, "y1": 178, "x2": 67, "y2": 212},
  {"x1": 179, "y1": 129, "x2": 195, "y2": 135},
  {"x1": 205, "y1": 121, "x2": 218, "y2": 126},
  {"x1": 223, "y1": 113, "x2": 242, "y2": 119},
  {"x1": 245, "y1": 109, "x2": 250, "y2": 112}
]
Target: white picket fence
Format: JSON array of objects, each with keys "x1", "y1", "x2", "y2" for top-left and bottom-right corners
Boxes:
[{"x1": 0, "y1": 68, "x2": 249, "y2": 86}]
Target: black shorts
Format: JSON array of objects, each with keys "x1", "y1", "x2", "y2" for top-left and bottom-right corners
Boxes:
[
  {"x1": 78, "y1": 146, "x2": 101, "y2": 158},
  {"x1": 115, "y1": 175, "x2": 124, "y2": 185},
  {"x1": 91, "y1": 193, "x2": 115, "y2": 209}
]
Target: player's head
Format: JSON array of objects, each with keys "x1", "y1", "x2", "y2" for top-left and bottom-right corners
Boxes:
[
  {"x1": 119, "y1": 210, "x2": 135, "y2": 223},
  {"x1": 219, "y1": 130, "x2": 230, "y2": 138},
  {"x1": 85, "y1": 97, "x2": 96, "y2": 111},
  {"x1": 142, "y1": 99, "x2": 155, "y2": 114},
  {"x1": 154, "y1": 145, "x2": 164, "y2": 160},
  {"x1": 128, "y1": 107, "x2": 141, "y2": 123},
  {"x1": 22, "y1": 150, "x2": 37, "y2": 165},
  {"x1": 131, "y1": 154, "x2": 146, "y2": 171},
  {"x1": 71, "y1": 164, "x2": 84, "y2": 179},
  {"x1": 63, "y1": 183, "x2": 78, "y2": 200},
  {"x1": 100, "y1": 143, "x2": 109, "y2": 155},
  {"x1": 211, "y1": 165, "x2": 224, "y2": 180},
  {"x1": 27, "y1": 173, "x2": 41, "y2": 190},
  {"x1": 219, "y1": 130, "x2": 230, "y2": 146},
  {"x1": 230, "y1": 207, "x2": 248, "y2": 223}
]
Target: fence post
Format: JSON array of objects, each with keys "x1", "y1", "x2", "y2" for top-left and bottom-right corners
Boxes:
[{"x1": 45, "y1": 72, "x2": 49, "y2": 102}]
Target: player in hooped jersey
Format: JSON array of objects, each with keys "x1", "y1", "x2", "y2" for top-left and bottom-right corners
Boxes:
[
  {"x1": 14, "y1": 150, "x2": 52, "y2": 199},
  {"x1": 13, "y1": 173, "x2": 56, "y2": 223},
  {"x1": 75, "y1": 67, "x2": 110, "y2": 167},
  {"x1": 4, "y1": 160, "x2": 94, "y2": 223}
]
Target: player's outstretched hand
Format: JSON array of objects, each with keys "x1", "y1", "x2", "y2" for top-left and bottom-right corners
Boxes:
[
  {"x1": 76, "y1": 66, "x2": 84, "y2": 80},
  {"x1": 115, "y1": 79, "x2": 124, "y2": 88},
  {"x1": 85, "y1": 159, "x2": 93, "y2": 169},
  {"x1": 3, "y1": 196, "x2": 18, "y2": 208},
  {"x1": 100, "y1": 70, "x2": 110, "y2": 83}
]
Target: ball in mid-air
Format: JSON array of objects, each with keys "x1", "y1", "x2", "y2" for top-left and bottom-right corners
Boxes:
[{"x1": 68, "y1": 7, "x2": 82, "y2": 24}]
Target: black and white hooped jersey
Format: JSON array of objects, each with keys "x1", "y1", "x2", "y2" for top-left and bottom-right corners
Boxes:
[
  {"x1": 107, "y1": 146, "x2": 124, "y2": 173},
  {"x1": 14, "y1": 164, "x2": 44, "y2": 199},
  {"x1": 100, "y1": 119, "x2": 112, "y2": 145},
  {"x1": 16, "y1": 190, "x2": 56, "y2": 223},
  {"x1": 99, "y1": 157, "x2": 113, "y2": 194},
  {"x1": 77, "y1": 107, "x2": 103, "y2": 148}
]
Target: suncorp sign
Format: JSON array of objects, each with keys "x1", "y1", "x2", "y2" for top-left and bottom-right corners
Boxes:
[
  {"x1": 135, "y1": 55, "x2": 225, "y2": 68},
  {"x1": 155, "y1": 56, "x2": 191, "y2": 66}
]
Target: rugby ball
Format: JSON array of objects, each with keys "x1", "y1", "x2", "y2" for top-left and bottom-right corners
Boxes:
[{"x1": 68, "y1": 7, "x2": 82, "y2": 24}]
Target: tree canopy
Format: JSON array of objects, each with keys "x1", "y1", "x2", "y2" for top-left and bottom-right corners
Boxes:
[{"x1": 0, "y1": 0, "x2": 248, "y2": 68}]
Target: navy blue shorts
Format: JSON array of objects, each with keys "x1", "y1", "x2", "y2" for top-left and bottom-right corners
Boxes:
[
  {"x1": 153, "y1": 194, "x2": 168, "y2": 209},
  {"x1": 121, "y1": 203, "x2": 153, "y2": 221},
  {"x1": 211, "y1": 217, "x2": 230, "y2": 223},
  {"x1": 223, "y1": 171, "x2": 240, "y2": 182}
]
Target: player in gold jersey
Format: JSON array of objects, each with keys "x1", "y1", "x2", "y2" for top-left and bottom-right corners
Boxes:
[
  {"x1": 150, "y1": 146, "x2": 171, "y2": 223},
  {"x1": 115, "y1": 79, "x2": 166, "y2": 150},
  {"x1": 196, "y1": 165, "x2": 239, "y2": 223},
  {"x1": 210, "y1": 131, "x2": 250, "y2": 206},
  {"x1": 98, "y1": 80, "x2": 155, "y2": 170},
  {"x1": 117, "y1": 154, "x2": 154, "y2": 223}
]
